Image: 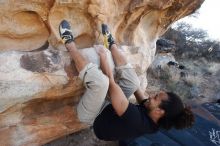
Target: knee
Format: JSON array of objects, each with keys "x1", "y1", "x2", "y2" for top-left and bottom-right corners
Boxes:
[
  {"x1": 129, "y1": 71, "x2": 140, "y2": 92},
  {"x1": 85, "y1": 72, "x2": 109, "y2": 93},
  {"x1": 82, "y1": 65, "x2": 109, "y2": 91},
  {"x1": 95, "y1": 74, "x2": 109, "y2": 91},
  {"x1": 132, "y1": 79, "x2": 140, "y2": 90},
  {"x1": 77, "y1": 112, "x2": 94, "y2": 126}
]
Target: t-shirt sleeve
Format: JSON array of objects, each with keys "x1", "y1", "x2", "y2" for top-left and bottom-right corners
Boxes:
[
  {"x1": 93, "y1": 103, "x2": 158, "y2": 140},
  {"x1": 120, "y1": 103, "x2": 158, "y2": 134},
  {"x1": 119, "y1": 103, "x2": 143, "y2": 125}
]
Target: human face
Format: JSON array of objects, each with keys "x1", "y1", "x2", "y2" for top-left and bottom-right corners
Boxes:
[{"x1": 146, "y1": 91, "x2": 169, "y2": 111}]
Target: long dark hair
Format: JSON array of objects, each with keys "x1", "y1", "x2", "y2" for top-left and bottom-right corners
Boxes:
[{"x1": 158, "y1": 92, "x2": 195, "y2": 130}]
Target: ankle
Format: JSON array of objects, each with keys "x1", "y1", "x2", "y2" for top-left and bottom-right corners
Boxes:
[
  {"x1": 110, "y1": 44, "x2": 117, "y2": 50},
  {"x1": 65, "y1": 42, "x2": 76, "y2": 51},
  {"x1": 65, "y1": 39, "x2": 74, "y2": 44},
  {"x1": 109, "y1": 43, "x2": 115, "y2": 50},
  {"x1": 108, "y1": 34, "x2": 115, "y2": 49}
]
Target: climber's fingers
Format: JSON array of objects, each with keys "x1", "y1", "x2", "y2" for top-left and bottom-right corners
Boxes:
[{"x1": 95, "y1": 45, "x2": 107, "y2": 56}]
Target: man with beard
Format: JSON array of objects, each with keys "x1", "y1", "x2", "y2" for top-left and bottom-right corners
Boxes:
[{"x1": 59, "y1": 20, "x2": 195, "y2": 142}]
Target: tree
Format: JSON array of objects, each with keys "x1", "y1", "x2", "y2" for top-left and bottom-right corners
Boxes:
[
  {"x1": 174, "y1": 22, "x2": 208, "y2": 42},
  {"x1": 162, "y1": 22, "x2": 220, "y2": 62}
]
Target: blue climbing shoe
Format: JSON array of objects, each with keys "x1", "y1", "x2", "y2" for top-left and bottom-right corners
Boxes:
[{"x1": 59, "y1": 20, "x2": 74, "y2": 44}]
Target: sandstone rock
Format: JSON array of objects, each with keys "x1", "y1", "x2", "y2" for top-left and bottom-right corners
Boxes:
[{"x1": 0, "y1": 0, "x2": 204, "y2": 145}]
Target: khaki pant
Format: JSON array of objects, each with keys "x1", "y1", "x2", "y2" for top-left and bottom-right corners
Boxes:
[{"x1": 77, "y1": 63, "x2": 140, "y2": 125}]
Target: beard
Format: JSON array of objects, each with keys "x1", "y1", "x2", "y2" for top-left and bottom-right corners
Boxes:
[{"x1": 142, "y1": 101, "x2": 151, "y2": 113}]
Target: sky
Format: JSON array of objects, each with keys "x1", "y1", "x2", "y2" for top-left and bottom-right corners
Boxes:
[{"x1": 174, "y1": 0, "x2": 220, "y2": 41}]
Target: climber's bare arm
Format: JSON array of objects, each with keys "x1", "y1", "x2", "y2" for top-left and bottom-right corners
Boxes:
[
  {"x1": 108, "y1": 79, "x2": 129, "y2": 116},
  {"x1": 97, "y1": 47, "x2": 129, "y2": 116}
]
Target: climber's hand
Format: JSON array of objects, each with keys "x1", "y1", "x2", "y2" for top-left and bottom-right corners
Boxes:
[
  {"x1": 95, "y1": 45, "x2": 113, "y2": 80},
  {"x1": 95, "y1": 45, "x2": 107, "y2": 57}
]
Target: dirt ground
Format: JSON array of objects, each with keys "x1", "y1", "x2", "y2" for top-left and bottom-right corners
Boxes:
[{"x1": 44, "y1": 127, "x2": 118, "y2": 146}]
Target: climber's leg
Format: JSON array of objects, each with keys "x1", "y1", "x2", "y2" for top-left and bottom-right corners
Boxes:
[
  {"x1": 110, "y1": 44, "x2": 127, "y2": 67},
  {"x1": 65, "y1": 42, "x2": 89, "y2": 71},
  {"x1": 101, "y1": 24, "x2": 140, "y2": 98},
  {"x1": 77, "y1": 63, "x2": 109, "y2": 125},
  {"x1": 66, "y1": 43, "x2": 109, "y2": 125},
  {"x1": 59, "y1": 20, "x2": 109, "y2": 125},
  {"x1": 112, "y1": 44, "x2": 140, "y2": 98},
  {"x1": 59, "y1": 20, "x2": 88, "y2": 71}
]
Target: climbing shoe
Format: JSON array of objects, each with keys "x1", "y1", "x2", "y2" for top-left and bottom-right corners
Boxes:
[
  {"x1": 59, "y1": 20, "x2": 74, "y2": 44},
  {"x1": 101, "y1": 24, "x2": 115, "y2": 49}
]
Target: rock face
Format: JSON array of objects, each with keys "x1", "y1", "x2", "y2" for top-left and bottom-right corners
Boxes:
[{"x1": 0, "y1": 0, "x2": 204, "y2": 145}]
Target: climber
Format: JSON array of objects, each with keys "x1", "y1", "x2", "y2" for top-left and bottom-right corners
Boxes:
[{"x1": 59, "y1": 20, "x2": 195, "y2": 141}]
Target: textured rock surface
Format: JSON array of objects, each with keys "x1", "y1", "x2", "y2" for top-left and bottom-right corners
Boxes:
[{"x1": 0, "y1": 0, "x2": 204, "y2": 145}]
